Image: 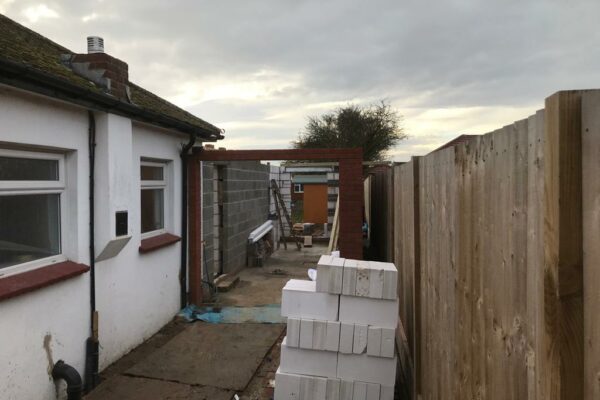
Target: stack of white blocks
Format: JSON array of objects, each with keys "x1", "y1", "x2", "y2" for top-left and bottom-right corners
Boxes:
[{"x1": 275, "y1": 255, "x2": 399, "y2": 400}]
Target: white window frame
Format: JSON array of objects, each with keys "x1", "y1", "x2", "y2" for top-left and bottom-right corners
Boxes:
[
  {"x1": 0, "y1": 148, "x2": 67, "y2": 278},
  {"x1": 294, "y1": 183, "x2": 304, "y2": 193},
  {"x1": 140, "y1": 160, "x2": 168, "y2": 239}
]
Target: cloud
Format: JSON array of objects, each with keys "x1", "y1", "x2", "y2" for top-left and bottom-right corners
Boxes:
[
  {"x1": 2, "y1": 0, "x2": 600, "y2": 160},
  {"x1": 22, "y1": 4, "x2": 59, "y2": 23}
]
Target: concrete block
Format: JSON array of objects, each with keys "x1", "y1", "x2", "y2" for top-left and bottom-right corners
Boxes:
[
  {"x1": 280, "y1": 337, "x2": 338, "y2": 378},
  {"x1": 339, "y1": 323, "x2": 354, "y2": 354},
  {"x1": 342, "y1": 259, "x2": 357, "y2": 296},
  {"x1": 300, "y1": 319, "x2": 314, "y2": 349},
  {"x1": 287, "y1": 317, "x2": 300, "y2": 348},
  {"x1": 316, "y1": 255, "x2": 345, "y2": 294},
  {"x1": 380, "y1": 385, "x2": 394, "y2": 400},
  {"x1": 313, "y1": 320, "x2": 327, "y2": 350},
  {"x1": 367, "y1": 327, "x2": 382, "y2": 357},
  {"x1": 368, "y1": 268, "x2": 384, "y2": 299},
  {"x1": 281, "y1": 279, "x2": 339, "y2": 321},
  {"x1": 340, "y1": 380, "x2": 354, "y2": 400},
  {"x1": 355, "y1": 261, "x2": 371, "y2": 297},
  {"x1": 366, "y1": 383, "x2": 380, "y2": 400},
  {"x1": 353, "y1": 324, "x2": 368, "y2": 354},
  {"x1": 380, "y1": 328, "x2": 395, "y2": 358},
  {"x1": 325, "y1": 321, "x2": 340, "y2": 352},
  {"x1": 326, "y1": 378, "x2": 340, "y2": 400},
  {"x1": 274, "y1": 368, "x2": 301, "y2": 400},
  {"x1": 370, "y1": 261, "x2": 398, "y2": 300},
  {"x1": 337, "y1": 353, "x2": 397, "y2": 386},
  {"x1": 353, "y1": 381, "x2": 367, "y2": 400},
  {"x1": 339, "y1": 295, "x2": 398, "y2": 329},
  {"x1": 300, "y1": 375, "x2": 327, "y2": 400}
]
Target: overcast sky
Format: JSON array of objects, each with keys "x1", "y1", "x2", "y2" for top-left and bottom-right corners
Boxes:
[{"x1": 2, "y1": 0, "x2": 599, "y2": 160}]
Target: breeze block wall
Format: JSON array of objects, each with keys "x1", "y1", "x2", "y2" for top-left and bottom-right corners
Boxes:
[{"x1": 222, "y1": 161, "x2": 270, "y2": 273}]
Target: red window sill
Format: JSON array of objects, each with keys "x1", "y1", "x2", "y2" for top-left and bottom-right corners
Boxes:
[
  {"x1": 139, "y1": 233, "x2": 181, "y2": 254},
  {"x1": 0, "y1": 261, "x2": 89, "y2": 302}
]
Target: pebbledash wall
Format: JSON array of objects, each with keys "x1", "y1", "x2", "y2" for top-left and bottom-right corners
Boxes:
[{"x1": 0, "y1": 86, "x2": 188, "y2": 400}]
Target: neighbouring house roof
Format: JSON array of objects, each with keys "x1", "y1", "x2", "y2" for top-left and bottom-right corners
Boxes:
[
  {"x1": 430, "y1": 134, "x2": 478, "y2": 154},
  {"x1": 0, "y1": 14, "x2": 222, "y2": 140},
  {"x1": 293, "y1": 174, "x2": 328, "y2": 184}
]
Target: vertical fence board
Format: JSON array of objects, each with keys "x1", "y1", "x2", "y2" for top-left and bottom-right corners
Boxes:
[{"x1": 582, "y1": 91, "x2": 600, "y2": 400}]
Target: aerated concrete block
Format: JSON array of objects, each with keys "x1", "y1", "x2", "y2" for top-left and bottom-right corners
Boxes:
[
  {"x1": 353, "y1": 381, "x2": 367, "y2": 400},
  {"x1": 337, "y1": 353, "x2": 397, "y2": 386},
  {"x1": 316, "y1": 255, "x2": 345, "y2": 294},
  {"x1": 339, "y1": 295, "x2": 398, "y2": 329},
  {"x1": 368, "y1": 268, "x2": 384, "y2": 299},
  {"x1": 326, "y1": 378, "x2": 340, "y2": 400},
  {"x1": 354, "y1": 262, "x2": 371, "y2": 297},
  {"x1": 299, "y1": 375, "x2": 327, "y2": 400},
  {"x1": 353, "y1": 324, "x2": 368, "y2": 354},
  {"x1": 339, "y1": 323, "x2": 354, "y2": 354},
  {"x1": 380, "y1": 385, "x2": 394, "y2": 400},
  {"x1": 325, "y1": 321, "x2": 341, "y2": 352},
  {"x1": 342, "y1": 259, "x2": 357, "y2": 296},
  {"x1": 299, "y1": 319, "x2": 314, "y2": 349},
  {"x1": 366, "y1": 327, "x2": 382, "y2": 357},
  {"x1": 274, "y1": 368, "x2": 300, "y2": 400},
  {"x1": 313, "y1": 320, "x2": 327, "y2": 350},
  {"x1": 287, "y1": 317, "x2": 300, "y2": 348},
  {"x1": 340, "y1": 380, "x2": 354, "y2": 400},
  {"x1": 380, "y1": 328, "x2": 396, "y2": 358},
  {"x1": 370, "y1": 261, "x2": 398, "y2": 300},
  {"x1": 280, "y1": 337, "x2": 338, "y2": 378},
  {"x1": 281, "y1": 279, "x2": 339, "y2": 321},
  {"x1": 366, "y1": 383, "x2": 380, "y2": 400}
]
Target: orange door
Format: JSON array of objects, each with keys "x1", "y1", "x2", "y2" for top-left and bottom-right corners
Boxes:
[{"x1": 303, "y1": 184, "x2": 328, "y2": 224}]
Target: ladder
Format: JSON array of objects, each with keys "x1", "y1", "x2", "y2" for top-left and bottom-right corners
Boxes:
[{"x1": 270, "y1": 179, "x2": 302, "y2": 251}]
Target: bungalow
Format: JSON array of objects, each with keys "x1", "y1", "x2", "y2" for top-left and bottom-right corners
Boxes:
[{"x1": 0, "y1": 14, "x2": 223, "y2": 400}]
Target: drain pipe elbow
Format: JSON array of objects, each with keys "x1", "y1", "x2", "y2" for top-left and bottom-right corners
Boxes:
[{"x1": 52, "y1": 360, "x2": 83, "y2": 400}]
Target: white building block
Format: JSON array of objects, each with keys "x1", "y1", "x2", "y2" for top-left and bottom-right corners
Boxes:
[
  {"x1": 340, "y1": 380, "x2": 354, "y2": 400},
  {"x1": 342, "y1": 259, "x2": 357, "y2": 296},
  {"x1": 367, "y1": 327, "x2": 382, "y2": 357},
  {"x1": 280, "y1": 337, "x2": 338, "y2": 378},
  {"x1": 380, "y1": 327, "x2": 396, "y2": 358},
  {"x1": 368, "y1": 268, "x2": 384, "y2": 299},
  {"x1": 326, "y1": 378, "x2": 340, "y2": 400},
  {"x1": 300, "y1": 319, "x2": 314, "y2": 349},
  {"x1": 313, "y1": 320, "x2": 327, "y2": 350},
  {"x1": 353, "y1": 381, "x2": 367, "y2": 400},
  {"x1": 337, "y1": 353, "x2": 397, "y2": 386},
  {"x1": 274, "y1": 368, "x2": 301, "y2": 400},
  {"x1": 380, "y1": 385, "x2": 394, "y2": 400},
  {"x1": 370, "y1": 261, "x2": 398, "y2": 300},
  {"x1": 325, "y1": 321, "x2": 341, "y2": 352},
  {"x1": 339, "y1": 323, "x2": 354, "y2": 354},
  {"x1": 300, "y1": 375, "x2": 327, "y2": 400},
  {"x1": 353, "y1": 324, "x2": 368, "y2": 354},
  {"x1": 316, "y1": 255, "x2": 345, "y2": 294},
  {"x1": 366, "y1": 383, "x2": 380, "y2": 400},
  {"x1": 339, "y1": 295, "x2": 398, "y2": 329},
  {"x1": 287, "y1": 317, "x2": 300, "y2": 348},
  {"x1": 281, "y1": 279, "x2": 339, "y2": 321},
  {"x1": 354, "y1": 261, "x2": 371, "y2": 297}
]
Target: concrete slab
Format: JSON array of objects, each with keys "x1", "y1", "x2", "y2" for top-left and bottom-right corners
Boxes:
[
  {"x1": 126, "y1": 322, "x2": 284, "y2": 391},
  {"x1": 85, "y1": 375, "x2": 234, "y2": 400}
]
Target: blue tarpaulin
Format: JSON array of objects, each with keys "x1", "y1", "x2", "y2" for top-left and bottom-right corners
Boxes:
[{"x1": 179, "y1": 304, "x2": 285, "y2": 324}]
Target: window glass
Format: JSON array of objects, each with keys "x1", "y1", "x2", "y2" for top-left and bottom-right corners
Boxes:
[
  {"x1": 0, "y1": 156, "x2": 59, "y2": 181},
  {"x1": 0, "y1": 194, "x2": 61, "y2": 269},
  {"x1": 141, "y1": 188, "x2": 164, "y2": 233},
  {"x1": 141, "y1": 165, "x2": 164, "y2": 181}
]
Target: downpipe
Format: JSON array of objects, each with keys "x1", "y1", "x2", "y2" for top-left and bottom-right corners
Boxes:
[
  {"x1": 52, "y1": 360, "x2": 83, "y2": 400},
  {"x1": 180, "y1": 132, "x2": 197, "y2": 308}
]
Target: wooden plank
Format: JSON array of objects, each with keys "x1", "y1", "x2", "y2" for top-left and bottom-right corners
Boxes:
[
  {"x1": 581, "y1": 90, "x2": 600, "y2": 400},
  {"x1": 543, "y1": 91, "x2": 584, "y2": 400}
]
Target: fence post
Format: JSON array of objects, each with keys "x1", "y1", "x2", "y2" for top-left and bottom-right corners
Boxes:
[{"x1": 543, "y1": 91, "x2": 584, "y2": 399}]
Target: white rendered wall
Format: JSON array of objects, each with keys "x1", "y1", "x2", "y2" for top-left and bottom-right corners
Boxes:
[{"x1": 0, "y1": 86, "x2": 191, "y2": 399}]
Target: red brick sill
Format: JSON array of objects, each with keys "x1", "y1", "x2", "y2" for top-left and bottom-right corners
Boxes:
[
  {"x1": 139, "y1": 233, "x2": 181, "y2": 254},
  {"x1": 0, "y1": 261, "x2": 90, "y2": 302}
]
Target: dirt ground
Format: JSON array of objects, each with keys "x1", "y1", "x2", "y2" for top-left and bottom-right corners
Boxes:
[{"x1": 85, "y1": 244, "x2": 325, "y2": 400}]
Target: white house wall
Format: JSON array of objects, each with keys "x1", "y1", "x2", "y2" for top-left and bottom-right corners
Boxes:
[{"x1": 0, "y1": 86, "x2": 191, "y2": 399}]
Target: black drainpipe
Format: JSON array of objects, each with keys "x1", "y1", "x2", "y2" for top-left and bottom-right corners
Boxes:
[
  {"x1": 180, "y1": 133, "x2": 197, "y2": 308},
  {"x1": 52, "y1": 360, "x2": 83, "y2": 400},
  {"x1": 84, "y1": 110, "x2": 100, "y2": 392}
]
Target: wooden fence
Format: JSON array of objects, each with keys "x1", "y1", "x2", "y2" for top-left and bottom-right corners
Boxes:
[{"x1": 392, "y1": 90, "x2": 600, "y2": 399}]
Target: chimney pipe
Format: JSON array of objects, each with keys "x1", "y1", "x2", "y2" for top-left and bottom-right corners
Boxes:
[{"x1": 87, "y1": 36, "x2": 104, "y2": 54}]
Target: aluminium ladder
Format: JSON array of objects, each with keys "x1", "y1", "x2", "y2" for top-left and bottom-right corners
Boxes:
[{"x1": 270, "y1": 179, "x2": 302, "y2": 251}]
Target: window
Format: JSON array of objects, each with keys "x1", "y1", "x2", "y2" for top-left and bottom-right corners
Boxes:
[
  {"x1": 140, "y1": 161, "x2": 167, "y2": 237},
  {"x1": 294, "y1": 183, "x2": 304, "y2": 193},
  {"x1": 0, "y1": 149, "x2": 65, "y2": 276}
]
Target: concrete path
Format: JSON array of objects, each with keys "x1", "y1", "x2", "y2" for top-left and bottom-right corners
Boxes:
[{"x1": 85, "y1": 245, "x2": 325, "y2": 400}]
